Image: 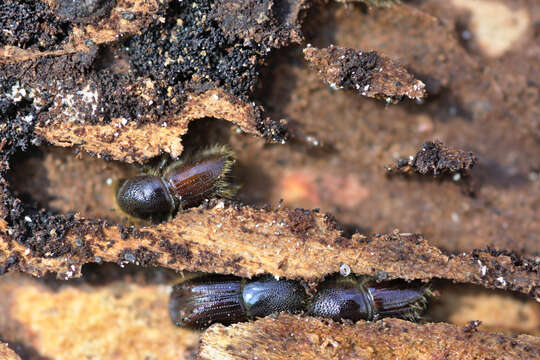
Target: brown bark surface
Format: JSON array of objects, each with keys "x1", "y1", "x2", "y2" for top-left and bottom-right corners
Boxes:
[
  {"x1": 304, "y1": 44, "x2": 426, "y2": 102},
  {"x1": 0, "y1": 343, "x2": 21, "y2": 360},
  {"x1": 200, "y1": 313, "x2": 540, "y2": 360},
  {"x1": 0, "y1": 205, "x2": 538, "y2": 298},
  {"x1": 35, "y1": 88, "x2": 262, "y2": 163},
  {"x1": 1, "y1": 0, "x2": 539, "y2": 358},
  {"x1": 0, "y1": 273, "x2": 197, "y2": 360}
]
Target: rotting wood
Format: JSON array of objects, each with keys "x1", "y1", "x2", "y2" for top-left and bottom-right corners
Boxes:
[
  {"x1": 0, "y1": 343, "x2": 21, "y2": 360},
  {"x1": 386, "y1": 140, "x2": 477, "y2": 177},
  {"x1": 304, "y1": 44, "x2": 426, "y2": 103},
  {"x1": 34, "y1": 88, "x2": 262, "y2": 163},
  {"x1": 0, "y1": 204, "x2": 537, "y2": 299},
  {"x1": 0, "y1": 274, "x2": 197, "y2": 360},
  {"x1": 199, "y1": 313, "x2": 540, "y2": 360},
  {"x1": 1, "y1": 0, "x2": 540, "y2": 358},
  {"x1": 0, "y1": 0, "x2": 161, "y2": 64}
]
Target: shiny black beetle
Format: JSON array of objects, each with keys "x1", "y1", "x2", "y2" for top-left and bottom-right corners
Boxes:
[
  {"x1": 169, "y1": 274, "x2": 430, "y2": 329},
  {"x1": 116, "y1": 145, "x2": 236, "y2": 221},
  {"x1": 169, "y1": 275, "x2": 307, "y2": 328}
]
